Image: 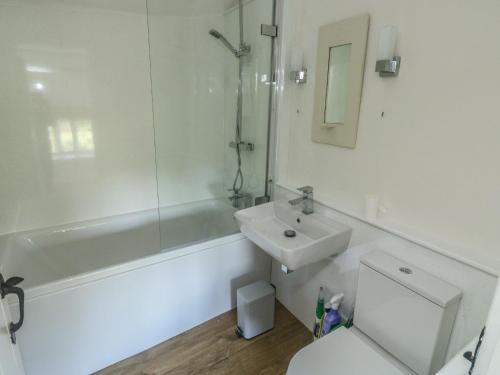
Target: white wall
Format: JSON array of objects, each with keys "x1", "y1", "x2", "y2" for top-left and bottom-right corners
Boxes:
[
  {"x1": 486, "y1": 342, "x2": 500, "y2": 375},
  {"x1": 0, "y1": 0, "x2": 158, "y2": 235},
  {"x1": 148, "y1": 5, "x2": 228, "y2": 207},
  {"x1": 276, "y1": 0, "x2": 500, "y2": 271},
  {"x1": 271, "y1": 186, "x2": 498, "y2": 360}
]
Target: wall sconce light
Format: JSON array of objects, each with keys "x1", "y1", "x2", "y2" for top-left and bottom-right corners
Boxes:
[
  {"x1": 290, "y1": 47, "x2": 307, "y2": 84},
  {"x1": 375, "y1": 25, "x2": 401, "y2": 77}
]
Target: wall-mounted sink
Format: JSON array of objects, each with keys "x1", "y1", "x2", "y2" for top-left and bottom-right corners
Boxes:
[{"x1": 234, "y1": 201, "x2": 352, "y2": 271}]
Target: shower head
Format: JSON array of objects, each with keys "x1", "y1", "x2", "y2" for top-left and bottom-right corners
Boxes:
[{"x1": 208, "y1": 28, "x2": 240, "y2": 58}]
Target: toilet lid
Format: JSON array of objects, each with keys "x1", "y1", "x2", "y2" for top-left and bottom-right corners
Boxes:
[{"x1": 287, "y1": 327, "x2": 407, "y2": 375}]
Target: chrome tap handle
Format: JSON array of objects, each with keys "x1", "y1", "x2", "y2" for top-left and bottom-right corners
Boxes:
[
  {"x1": 295, "y1": 186, "x2": 314, "y2": 214},
  {"x1": 297, "y1": 186, "x2": 313, "y2": 194}
]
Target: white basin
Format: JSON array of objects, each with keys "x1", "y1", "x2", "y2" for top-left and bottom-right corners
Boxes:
[{"x1": 234, "y1": 201, "x2": 352, "y2": 270}]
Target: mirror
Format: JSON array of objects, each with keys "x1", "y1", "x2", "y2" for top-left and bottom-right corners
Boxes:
[
  {"x1": 312, "y1": 14, "x2": 370, "y2": 148},
  {"x1": 325, "y1": 44, "x2": 352, "y2": 125}
]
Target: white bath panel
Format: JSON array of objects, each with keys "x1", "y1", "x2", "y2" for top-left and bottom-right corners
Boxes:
[{"x1": 12, "y1": 236, "x2": 270, "y2": 375}]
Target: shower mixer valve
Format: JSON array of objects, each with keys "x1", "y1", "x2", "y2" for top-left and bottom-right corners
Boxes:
[
  {"x1": 228, "y1": 190, "x2": 252, "y2": 209},
  {"x1": 229, "y1": 141, "x2": 254, "y2": 151}
]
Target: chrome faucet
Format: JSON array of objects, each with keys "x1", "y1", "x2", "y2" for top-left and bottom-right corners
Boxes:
[{"x1": 288, "y1": 186, "x2": 314, "y2": 215}]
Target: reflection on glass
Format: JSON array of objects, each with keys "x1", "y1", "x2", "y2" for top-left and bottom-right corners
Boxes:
[
  {"x1": 25, "y1": 65, "x2": 53, "y2": 73},
  {"x1": 59, "y1": 120, "x2": 74, "y2": 152},
  {"x1": 48, "y1": 119, "x2": 95, "y2": 160},
  {"x1": 324, "y1": 44, "x2": 352, "y2": 125},
  {"x1": 32, "y1": 82, "x2": 45, "y2": 92},
  {"x1": 76, "y1": 121, "x2": 95, "y2": 152}
]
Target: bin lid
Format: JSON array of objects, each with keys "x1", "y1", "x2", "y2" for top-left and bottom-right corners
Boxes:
[{"x1": 237, "y1": 281, "x2": 275, "y2": 303}]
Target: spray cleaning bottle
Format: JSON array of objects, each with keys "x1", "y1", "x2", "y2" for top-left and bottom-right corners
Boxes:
[{"x1": 321, "y1": 293, "x2": 344, "y2": 336}]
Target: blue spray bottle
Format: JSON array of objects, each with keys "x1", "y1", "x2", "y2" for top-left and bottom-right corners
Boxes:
[{"x1": 321, "y1": 293, "x2": 344, "y2": 337}]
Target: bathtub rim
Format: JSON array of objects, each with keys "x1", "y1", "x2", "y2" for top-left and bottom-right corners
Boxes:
[{"x1": 9, "y1": 232, "x2": 246, "y2": 303}]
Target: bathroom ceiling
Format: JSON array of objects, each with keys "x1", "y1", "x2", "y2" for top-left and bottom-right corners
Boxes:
[
  {"x1": 147, "y1": 0, "x2": 240, "y2": 16},
  {"x1": 0, "y1": 0, "x2": 145, "y2": 13},
  {"x1": 0, "y1": 0, "x2": 243, "y2": 15}
]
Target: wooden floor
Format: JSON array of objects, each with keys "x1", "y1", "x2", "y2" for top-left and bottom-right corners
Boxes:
[{"x1": 94, "y1": 302, "x2": 312, "y2": 375}]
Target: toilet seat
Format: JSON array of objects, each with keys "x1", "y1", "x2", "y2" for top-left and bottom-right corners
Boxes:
[{"x1": 287, "y1": 327, "x2": 409, "y2": 375}]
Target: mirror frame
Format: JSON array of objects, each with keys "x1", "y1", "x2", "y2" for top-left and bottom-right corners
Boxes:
[{"x1": 312, "y1": 14, "x2": 370, "y2": 148}]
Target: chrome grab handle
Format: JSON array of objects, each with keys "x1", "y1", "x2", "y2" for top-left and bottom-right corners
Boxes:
[{"x1": 0, "y1": 273, "x2": 25, "y2": 344}]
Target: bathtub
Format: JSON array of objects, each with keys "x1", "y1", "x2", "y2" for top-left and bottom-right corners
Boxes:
[{"x1": 1, "y1": 199, "x2": 270, "y2": 375}]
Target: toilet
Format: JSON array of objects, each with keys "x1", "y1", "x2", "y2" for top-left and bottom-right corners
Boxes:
[{"x1": 287, "y1": 251, "x2": 462, "y2": 375}]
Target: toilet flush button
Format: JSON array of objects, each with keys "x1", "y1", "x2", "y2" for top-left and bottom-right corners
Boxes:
[{"x1": 399, "y1": 267, "x2": 413, "y2": 275}]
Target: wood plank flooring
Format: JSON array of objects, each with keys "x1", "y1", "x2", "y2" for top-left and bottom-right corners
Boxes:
[{"x1": 94, "y1": 302, "x2": 312, "y2": 375}]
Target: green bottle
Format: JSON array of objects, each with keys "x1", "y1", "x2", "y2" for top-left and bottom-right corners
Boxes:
[{"x1": 313, "y1": 287, "x2": 325, "y2": 339}]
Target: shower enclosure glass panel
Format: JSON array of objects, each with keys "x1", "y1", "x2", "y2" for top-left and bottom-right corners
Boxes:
[
  {"x1": 147, "y1": 0, "x2": 274, "y2": 250},
  {"x1": 0, "y1": 0, "x2": 275, "y2": 288}
]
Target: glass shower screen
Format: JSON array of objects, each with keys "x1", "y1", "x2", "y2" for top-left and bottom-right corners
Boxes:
[{"x1": 147, "y1": 0, "x2": 275, "y2": 250}]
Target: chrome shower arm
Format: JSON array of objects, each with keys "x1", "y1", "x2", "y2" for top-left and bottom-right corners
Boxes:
[
  {"x1": 216, "y1": 34, "x2": 239, "y2": 57},
  {"x1": 209, "y1": 29, "x2": 249, "y2": 58}
]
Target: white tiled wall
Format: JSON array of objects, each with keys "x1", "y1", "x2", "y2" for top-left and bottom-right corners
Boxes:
[
  {"x1": 0, "y1": 0, "x2": 272, "y2": 234},
  {"x1": 148, "y1": 8, "x2": 227, "y2": 207},
  {"x1": 0, "y1": 0, "x2": 158, "y2": 235}
]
